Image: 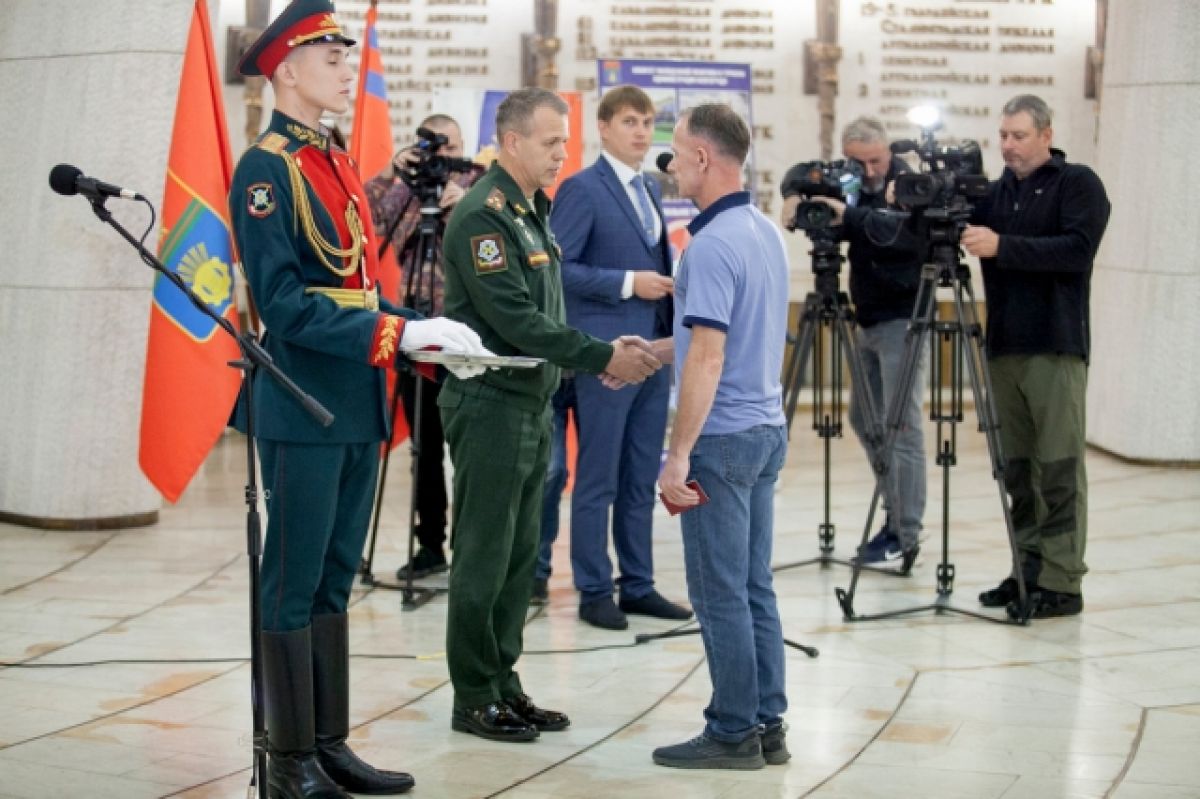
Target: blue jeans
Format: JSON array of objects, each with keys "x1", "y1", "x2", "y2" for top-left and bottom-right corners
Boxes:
[
  {"x1": 536, "y1": 379, "x2": 574, "y2": 580},
  {"x1": 681, "y1": 424, "x2": 788, "y2": 743},
  {"x1": 848, "y1": 318, "x2": 927, "y2": 549}
]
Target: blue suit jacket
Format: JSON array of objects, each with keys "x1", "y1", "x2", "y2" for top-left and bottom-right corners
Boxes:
[{"x1": 549, "y1": 156, "x2": 673, "y2": 341}]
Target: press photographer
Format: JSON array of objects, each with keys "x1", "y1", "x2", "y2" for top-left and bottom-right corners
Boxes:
[
  {"x1": 365, "y1": 114, "x2": 484, "y2": 581},
  {"x1": 780, "y1": 116, "x2": 926, "y2": 567}
]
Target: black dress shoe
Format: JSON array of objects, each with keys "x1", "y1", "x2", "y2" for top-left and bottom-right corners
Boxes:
[
  {"x1": 395, "y1": 547, "x2": 448, "y2": 581},
  {"x1": 317, "y1": 740, "x2": 414, "y2": 794},
  {"x1": 530, "y1": 578, "x2": 549, "y2": 605},
  {"x1": 506, "y1": 692, "x2": 570, "y2": 732},
  {"x1": 619, "y1": 590, "x2": 693, "y2": 621},
  {"x1": 579, "y1": 597, "x2": 628, "y2": 630},
  {"x1": 979, "y1": 577, "x2": 1019, "y2": 607},
  {"x1": 451, "y1": 702, "x2": 539, "y2": 742}
]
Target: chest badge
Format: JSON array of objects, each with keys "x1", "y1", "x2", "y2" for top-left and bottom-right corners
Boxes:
[{"x1": 247, "y1": 183, "x2": 276, "y2": 218}]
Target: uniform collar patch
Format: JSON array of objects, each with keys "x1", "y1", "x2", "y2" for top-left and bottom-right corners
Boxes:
[
  {"x1": 286, "y1": 121, "x2": 328, "y2": 151},
  {"x1": 247, "y1": 182, "x2": 276, "y2": 218}
]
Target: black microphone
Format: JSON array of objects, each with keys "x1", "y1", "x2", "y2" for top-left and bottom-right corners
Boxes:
[
  {"x1": 655, "y1": 152, "x2": 673, "y2": 173},
  {"x1": 48, "y1": 164, "x2": 144, "y2": 201},
  {"x1": 889, "y1": 140, "x2": 919, "y2": 155}
]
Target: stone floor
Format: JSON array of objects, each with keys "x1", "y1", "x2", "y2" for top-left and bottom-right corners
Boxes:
[{"x1": 0, "y1": 426, "x2": 1197, "y2": 798}]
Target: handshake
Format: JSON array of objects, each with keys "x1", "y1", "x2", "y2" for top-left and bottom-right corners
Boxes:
[{"x1": 600, "y1": 335, "x2": 670, "y2": 390}]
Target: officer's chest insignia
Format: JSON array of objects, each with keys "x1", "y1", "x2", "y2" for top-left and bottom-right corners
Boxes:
[
  {"x1": 485, "y1": 188, "x2": 505, "y2": 212},
  {"x1": 472, "y1": 234, "x2": 507, "y2": 274},
  {"x1": 527, "y1": 250, "x2": 549, "y2": 269},
  {"x1": 247, "y1": 182, "x2": 276, "y2": 218},
  {"x1": 514, "y1": 216, "x2": 537, "y2": 247}
]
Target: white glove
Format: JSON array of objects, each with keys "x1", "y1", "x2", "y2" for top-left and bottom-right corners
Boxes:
[
  {"x1": 401, "y1": 317, "x2": 494, "y2": 380},
  {"x1": 401, "y1": 317, "x2": 485, "y2": 354}
]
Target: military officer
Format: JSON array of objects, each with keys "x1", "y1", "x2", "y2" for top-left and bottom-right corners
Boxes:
[
  {"x1": 230, "y1": 2, "x2": 489, "y2": 797},
  {"x1": 439, "y1": 88, "x2": 661, "y2": 742}
]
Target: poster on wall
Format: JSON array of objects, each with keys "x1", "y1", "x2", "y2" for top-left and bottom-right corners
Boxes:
[{"x1": 597, "y1": 59, "x2": 754, "y2": 255}]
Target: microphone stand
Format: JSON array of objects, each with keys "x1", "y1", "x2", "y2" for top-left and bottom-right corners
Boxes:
[{"x1": 84, "y1": 195, "x2": 333, "y2": 799}]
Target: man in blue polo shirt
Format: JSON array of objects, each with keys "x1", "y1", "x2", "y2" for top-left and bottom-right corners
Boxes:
[{"x1": 653, "y1": 104, "x2": 791, "y2": 770}]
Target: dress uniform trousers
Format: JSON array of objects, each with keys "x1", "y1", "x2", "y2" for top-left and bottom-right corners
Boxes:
[
  {"x1": 439, "y1": 379, "x2": 551, "y2": 709},
  {"x1": 990, "y1": 353, "x2": 1089, "y2": 594},
  {"x1": 259, "y1": 440, "x2": 379, "y2": 632}
]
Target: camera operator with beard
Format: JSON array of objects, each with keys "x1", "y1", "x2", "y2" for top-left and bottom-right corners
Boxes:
[
  {"x1": 962, "y1": 95, "x2": 1110, "y2": 619},
  {"x1": 780, "y1": 116, "x2": 927, "y2": 566},
  {"x1": 365, "y1": 114, "x2": 485, "y2": 581}
]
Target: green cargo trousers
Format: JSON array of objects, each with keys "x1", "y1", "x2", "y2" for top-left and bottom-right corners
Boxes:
[
  {"x1": 989, "y1": 354, "x2": 1089, "y2": 594},
  {"x1": 439, "y1": 380, "x2": 551, "y2": 709}
]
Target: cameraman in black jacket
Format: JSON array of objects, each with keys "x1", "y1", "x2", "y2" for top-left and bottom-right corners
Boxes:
[
  {"x1": 962, "y1": 95, "x2": 1110, "y2": 619},
  {"x1": 781, "y1": 116, "x2": 926, "y2": 566}
]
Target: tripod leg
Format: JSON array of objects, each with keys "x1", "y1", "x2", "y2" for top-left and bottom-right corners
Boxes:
[
  {"x1": 402, "y1": 379, "x2": 424, "y2": 598},
  {"x1": 949, "y1": 276, "x2": 1031, "y2": 622},
  {"x1": 782, "y1": 295, "x2": 821, "y2": 432}
]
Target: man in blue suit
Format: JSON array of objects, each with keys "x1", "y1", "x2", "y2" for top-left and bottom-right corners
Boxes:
[{"x1": 547, "y1": 85, "x2": 692, "y2": 630}]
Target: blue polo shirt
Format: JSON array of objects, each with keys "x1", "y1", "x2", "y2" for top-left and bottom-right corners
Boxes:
[{"x1": 673, "y1": 191, "x2": 789, "y2": 436}]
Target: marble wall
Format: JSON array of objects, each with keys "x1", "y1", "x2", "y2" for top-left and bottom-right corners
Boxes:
[
  {"x1": 1088, "y1": 0, "x2": 1200, "y2": 461},
  {"x1": 0, "y1": 1, "x2": 203, "y2": 523}
]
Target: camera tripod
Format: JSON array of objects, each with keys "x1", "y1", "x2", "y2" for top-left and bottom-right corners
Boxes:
[
  {"x1": 835, "y1": 220, "x2": 1033, "y2": 625},
  {"x1": 776, "y1": 234, "x2": 914, "y2": 577},
  {"x1": 360, "y1": 186, "x2": 449, "y2": 610}
]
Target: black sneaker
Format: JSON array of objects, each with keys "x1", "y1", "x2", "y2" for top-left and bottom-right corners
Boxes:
[
  {"x1": 395, "y1": 547, "x2": 448, "y2": 581},
  {"x1": 980, "y1": 577, "x2": 1015, "y2": 607},
  {"x1": 760, "y1": 721, "x2": 790, "y2": 765},
  {"x1": 652, "y1": 733, "x2": 765, "y2": 770},
  {"x1": 530, "y1": 578, "x2": 549, "y2": 605},
  {"x1": 1012, "y1": 588, "x2": 1083, "y2": 620}
]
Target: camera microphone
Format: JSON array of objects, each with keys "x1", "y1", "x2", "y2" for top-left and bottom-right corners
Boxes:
[
  {"x1": 655, "y1": 152, "x2": 673, "y2": 173},
  {"x1": 890, "y1": 140, "x2": 919, "y2": 155}
]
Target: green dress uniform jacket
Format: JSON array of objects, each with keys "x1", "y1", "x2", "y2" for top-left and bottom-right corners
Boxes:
[
  {"x1": 228, "y1": 110, "x2": 421, "y2": 631},
  {"x1": 438, "y1": 162, "x2": 612, "y2": 709}
]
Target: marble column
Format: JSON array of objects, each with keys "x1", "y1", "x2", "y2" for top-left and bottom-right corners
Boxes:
[
  {"x1": 1088, "y1": 0, "x2": 1200, "y2": 461},
  {"x1": 0, "y1": 1, "x2": 205, "y2": 526}
]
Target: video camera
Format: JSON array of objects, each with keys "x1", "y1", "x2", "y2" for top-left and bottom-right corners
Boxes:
[
  {"x1": 400, "y1": 126, "x2": 476, "y2": 200},
  {"x1": 780, "y1": 159, "x2": 863, "y2": 232},
  {"x1": 890, "y1": 129, "x2": 987, "y2": 219}
]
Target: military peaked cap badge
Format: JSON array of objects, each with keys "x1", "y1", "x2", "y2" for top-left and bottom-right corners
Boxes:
[{"x1": 237, "y1": 0, "x2": 356, "y2": 78}]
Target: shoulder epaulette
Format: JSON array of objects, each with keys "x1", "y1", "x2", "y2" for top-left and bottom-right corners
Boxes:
[
  {"x1": 257, "y1": 132, "x2": 289, "y2": 155},
  {"x1": 484, "y1": 187, "x2": 506, "y2": 212}
]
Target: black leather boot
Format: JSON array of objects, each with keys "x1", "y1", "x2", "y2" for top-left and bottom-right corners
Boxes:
[
  {"x1": 312, "y1": 613, "x2": 415, "y2": 794},
  {"x1": 262, "y1": 627, "x2": 348, "y2": 799}
]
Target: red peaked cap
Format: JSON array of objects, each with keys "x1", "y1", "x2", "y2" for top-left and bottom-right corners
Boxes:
[{"x1": 237, "y1": 0, "x2": 356, "y2": 78}]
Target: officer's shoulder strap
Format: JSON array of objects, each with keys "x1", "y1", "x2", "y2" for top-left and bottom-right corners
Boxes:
[
  {"x1": 484, "y1": 186, "x2": 507, "y2": 213},
  {"x1": 256, "y1": 132, "x2": 290, "y2": 156}
]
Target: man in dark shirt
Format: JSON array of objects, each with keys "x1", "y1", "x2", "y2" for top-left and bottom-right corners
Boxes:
[
  {"x1": 781, "y1": 117, "x2": 926, "y2": 566},
  {"x1": 364, "y1": 114, "x2": 484, "y2": 580},
  {"x1": 962, "y1": 94, "x2": 1111, "y2": 619}
]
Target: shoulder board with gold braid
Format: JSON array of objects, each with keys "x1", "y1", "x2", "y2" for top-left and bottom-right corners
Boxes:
[{"x1": 256, "y1": 132, "x2": 290, "y2": 155}]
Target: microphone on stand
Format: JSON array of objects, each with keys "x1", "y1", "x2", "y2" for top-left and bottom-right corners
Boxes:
[
  {"x1": 655, "y1": 152, "x2": 673, "y2": 173},
  {"x1": 48, "y1": 164, "x2": 145, "y2": 202}
]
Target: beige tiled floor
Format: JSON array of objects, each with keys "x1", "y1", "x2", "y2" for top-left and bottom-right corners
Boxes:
[{"x1": 0, "y1": 427, "x2": 1197, "y2": 798}]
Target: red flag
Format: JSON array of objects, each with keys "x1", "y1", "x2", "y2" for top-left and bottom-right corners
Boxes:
[
  {"x1": 138, "y1": 0, "x2": 241, "y2": 502},
  {"x1": 351, "y1": 2, "x2": 409, "y2": 449}
]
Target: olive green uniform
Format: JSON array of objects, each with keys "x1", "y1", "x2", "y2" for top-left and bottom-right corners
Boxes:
[{"x1": 440, "y1": 163, "x2": 612, "y2": 709}]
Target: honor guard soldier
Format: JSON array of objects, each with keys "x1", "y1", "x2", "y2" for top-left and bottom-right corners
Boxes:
[
  {"x1": 230, "y1": 2, "x2": 489, "y2": 796},
  {"x1": 439, "y1": 88, "x2": 662, "y2": 742}
]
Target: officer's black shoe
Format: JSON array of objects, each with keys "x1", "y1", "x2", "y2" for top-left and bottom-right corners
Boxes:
[
  {"x1": 619, "y1": 590, "x2": 694, "y2": 621},
  {"x1": 979, "y1": 577, "x2": 1020, "y2": 607},
  {"x1": 451, "y1": 702, "x2": 540, "y2": 742},
  {"x1": 395, "y1": 547, "x2": 448, "y2": 580},
  {"x1": 505, "y1": 692, "x2": 570, "y2": 732},
  {"x1": 1013, "y1": 588, "x2": 1083, "y2": 620},
  {"x1": 579, "y1": 596, "x2": 628, "y2": 630},
  {"x1": 261, "y1": 626, "x2": 349, "y2": 799},
  {"x1": 312, "y1": 614, "x2": 414, "y2": 794},
  {"x1": 530, "y1": 578, "x2": 549, "y2": 605}
]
